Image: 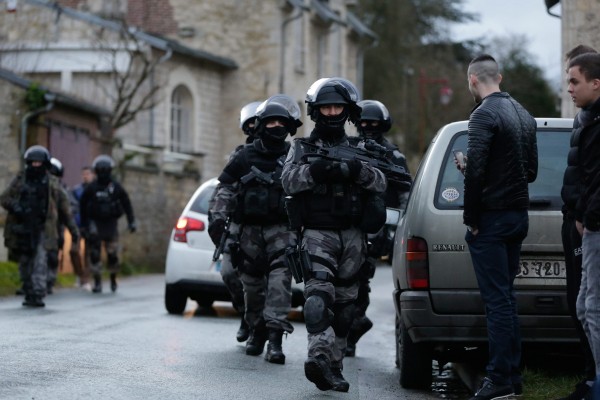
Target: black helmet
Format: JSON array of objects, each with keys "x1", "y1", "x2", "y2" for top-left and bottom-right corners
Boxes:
[
  {"x1": 356, "y1": 100, "x2": 392, "y2": 139},
  {"x1": 49, "y1": 157, "x2": 64, "y2": 177},
  {"x1": 305, "y1": 77, "x2": 361, "y2": 124},
  {"x1": 255, "y1": 94, "x2": 303, "y2": 139},
  {"x1": 24, "y1": 145, "x2": 51, "y2": 165},
  {"x1": 92, "y1": 154, "x2": 115, "y2": 173},
  {"x1": 239, "y1": 101, "x2": 262, "y2": 136},
  {"x1": 92, "y1": 155, "x2": 115, "y2": 184}
]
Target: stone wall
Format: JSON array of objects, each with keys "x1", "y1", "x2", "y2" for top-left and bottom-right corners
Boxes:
[
  {"x1": 112, "y1": 165, "x2": 201, "y2": 272},
  {"x1": 561, "y1": 0, "x2": 600, "y2": 118}
]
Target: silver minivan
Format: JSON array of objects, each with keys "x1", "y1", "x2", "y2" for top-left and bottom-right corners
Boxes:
[{"x1": 391, "y1": 118, "x2": 577, "y2": 389}]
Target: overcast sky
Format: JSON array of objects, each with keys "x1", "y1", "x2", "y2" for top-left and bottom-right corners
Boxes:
[{"x1": 450, "y1": 0, "x2": 562, "y2": 87}]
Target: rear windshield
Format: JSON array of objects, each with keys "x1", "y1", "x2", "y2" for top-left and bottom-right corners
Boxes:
[
  {"x1": 189, "y1": 184, "x2": 216, "y2": 214},
  {"x1": 435, "y1": 129, "x2": 570, "y2": 210}
]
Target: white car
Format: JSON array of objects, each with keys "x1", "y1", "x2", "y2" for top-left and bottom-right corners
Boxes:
[{"x1": 164, "y1": 178, "x2": 304, "y2": 314}]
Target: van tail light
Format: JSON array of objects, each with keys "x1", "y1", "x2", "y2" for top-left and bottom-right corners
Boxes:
[
  {"x1": 406, "y1": 237, "x2": 429, "y2": 289},
  {"x1": 173, "y1": 217, "x2": 205, "y2": 242}
]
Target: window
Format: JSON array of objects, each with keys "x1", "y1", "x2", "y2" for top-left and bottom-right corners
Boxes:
[
  {"x1": 170, "y1": 85, "x2": 193, "y2": 153},
  {"x1": 434, "y1": 129, "x2": 570, "y2": 211}
]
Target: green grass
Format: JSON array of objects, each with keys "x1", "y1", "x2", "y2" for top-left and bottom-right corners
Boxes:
[
  {"x1": 0, "y1": 261, "x2": 21, "y2": 296},
  {"x1": 0, "y1": 259, "x2": 149, "y2": 296},
  {"x1": 522, "y1": 368, "x2": 582, "y2": 399}
]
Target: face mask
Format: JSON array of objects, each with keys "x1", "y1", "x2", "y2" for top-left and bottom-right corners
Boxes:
[
  {"x1": 96, "y1": 170, "x2": 111, "y2": 185},
  {"x1": 25, "y1": 165, "x2": 47, "y2": 181},
  {"x1": 359, "y1": 126, "x2": 384, "y2": 141},
  {"x1": 264, "y1": 126, "x2": 288, "y2": 141}
]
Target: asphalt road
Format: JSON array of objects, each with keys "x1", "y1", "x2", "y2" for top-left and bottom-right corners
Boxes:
[{"x1": 0, "y1": 266, "x2": 469, "y2": 399}]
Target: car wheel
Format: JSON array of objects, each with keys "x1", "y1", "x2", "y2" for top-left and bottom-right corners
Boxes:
[
  {"x1": 397, "y1": 314, "x2": 433, "y2": 389},
  {"x1": 165, "y1": 284, "x2": 187, "y2": 315}
]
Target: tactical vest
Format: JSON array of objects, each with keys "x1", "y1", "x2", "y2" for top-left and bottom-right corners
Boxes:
[
  {"x1": 89, "y1": 182, "x2": 123, "y2": 220},
  {"x1": 232, "y1": 142, "x2": 288, "y2": 226},
  {"x1": 293, "y1": 139, "x2": 367, "y2": 230}
]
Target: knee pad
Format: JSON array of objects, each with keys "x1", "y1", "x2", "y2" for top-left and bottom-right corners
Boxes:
[
  {"x1": 107, "y1": 252, "x2": 119, "y2": 267},
  {"x1": 304, "y1": 292, "x2": 332, "y2": 334},
  {"x1": 332, "y1": 302, "x2": 357, "y2": 338},
  {"x1": 89, "y1": 247, "x2": 101, "y2": 264}
]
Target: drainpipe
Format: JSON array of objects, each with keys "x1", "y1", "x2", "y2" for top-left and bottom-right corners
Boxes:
[
  {"x1": 20, "y1": 93, "x2": 56, "y2": 167},
  {"x1": 149, "y1": 47, "x2": 173, "y2": 146},
  {"x1": 279, "y1": 6, "x2": 304, "y2": 93}
]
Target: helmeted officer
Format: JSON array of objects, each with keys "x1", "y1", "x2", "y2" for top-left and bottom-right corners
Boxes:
[
  {"x1": 208, "y1": 100, "x2": 263, "y2": 343},
  {"x1": 80, "y1": 155, "x2": 136, "y2": 293},
  {"x1": 281, "y1": 78, "x2": 387, "y2": 391},
  {"x1": 345, "y1": 99, "x2": 412, "y2": 356},
  {"x1": 209, "y1": 94, "x2": 302, "y2": 364},
  {"x1": 1, "y1": 146, "x2": 79, "y2": 307}
]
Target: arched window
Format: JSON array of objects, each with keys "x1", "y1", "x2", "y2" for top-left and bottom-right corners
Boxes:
[{"x1": 170, "y1": 85, "x2": 193, "y2": 152}]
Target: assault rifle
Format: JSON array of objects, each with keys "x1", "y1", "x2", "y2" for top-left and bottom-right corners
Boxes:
[
  {"x1": 212, "y1": 216, "x2": 231, "y2": 262},
  {"x1": 240, "y1": 166, "x2": 275, "y2": 185},
  {"x1": 293, "y1": 139, "x2": 412, "y2": 190}
]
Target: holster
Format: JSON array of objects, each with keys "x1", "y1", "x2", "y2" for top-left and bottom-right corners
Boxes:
[{"x1": 285, "y1": 246, "x2": 304, "y2": 284}]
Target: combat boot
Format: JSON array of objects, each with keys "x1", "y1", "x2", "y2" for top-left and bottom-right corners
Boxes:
[
  {"x1": 22, "y1": 295, "x2": 45, "y2": 308},
  {"x1": 345, "y1": 315, "x2": 373, "y2": 357},
  {"x1": 236, "y1": 316, "x2": 250, "y2": 342},
  {"x1": 331, "y1": 367, "x2": 350, "y2": 392},
  {"x1": 110, "y1": 273, "x2": 118, "y2": 293},
  {"x1": 264, "y1": 329, "x2": 285, "y2": 364},
  {"x1": 92, "y1": 274, "x2": 102, "y2": 293},
  {"x1": 304, "y1": 354, "x2": 335, "y2": 391},
  {"x1": 245, "y1": 325, "x2": 268, "y2": 356}
]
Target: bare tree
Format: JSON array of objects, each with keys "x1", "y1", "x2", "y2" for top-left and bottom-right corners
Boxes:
[{"x1": 92, "y1": 24, "x2": 169, "y2": 131}]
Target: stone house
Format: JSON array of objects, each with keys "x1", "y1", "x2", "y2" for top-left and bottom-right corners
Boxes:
[{"x1": 0, "y1": 0, "x2": 375, "y2": 270}]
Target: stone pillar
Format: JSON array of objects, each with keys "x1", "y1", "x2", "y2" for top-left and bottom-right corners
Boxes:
[{"x1": 561, "y1": 0, "x2": 600, "y2": 117}]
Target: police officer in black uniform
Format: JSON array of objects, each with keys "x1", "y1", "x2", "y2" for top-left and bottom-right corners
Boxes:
[
  {"x1": 281, "y1": 78, "x2": 387, "y2": 391},
  {"x1": 209, "y1": 95, "x2": 302, "y2": 364},
  {"x1": 80, "y1": 155, "x2": 136, "y2": 293},
  {"x1": 208, "y1": 100, "x2": 262, "y2": 343},
  {"x1": 1, "y1": 146, "x2": 79, "y2": 307},
  {"x1": 345, "y1": 100, "x2": 412, "y2": 356}
]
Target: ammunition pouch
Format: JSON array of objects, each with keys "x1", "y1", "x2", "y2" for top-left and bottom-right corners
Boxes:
[
  {"x1": 237, "y1": 185, "x2": 287, "y2": 225},
  {"x1": 359, "y1": 194, "x2": 386, "y2": 234}
]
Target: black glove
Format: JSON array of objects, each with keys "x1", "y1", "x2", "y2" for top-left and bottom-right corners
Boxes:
[
  {"x1": 128, "y1": 222, "x2": 137, "y2": 233},
  {"x1": 10, "y1": 201, "x2": 24, "y2": 217},
  {"x1": 208, "y1": 219, "x2": 226, "y2": 246},
  {"x1": 308, "y1": 159, "x2": 334, "y2": 184},
  {"x1": 346, "y1": 159, "x2": 363, "y2": 181}
]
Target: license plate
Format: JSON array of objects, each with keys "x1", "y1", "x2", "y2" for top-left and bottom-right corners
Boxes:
[{"x1": 517, "y1": 259, "x2": 566, "y2": 279}]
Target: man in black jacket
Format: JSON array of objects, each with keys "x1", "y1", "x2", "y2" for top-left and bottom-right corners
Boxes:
[
  {"x1": 80, "y1": 155, "x2": 136, "y2": 293},
  {"x1": 463, "y1": 54, "x2": 538, "y2": 400},
  {"x1": 557, "y1": 44, "x2": 597, "y2": 400},
  {"x1": 568, "y1": 52, "x2": 600, "y2": 397}
]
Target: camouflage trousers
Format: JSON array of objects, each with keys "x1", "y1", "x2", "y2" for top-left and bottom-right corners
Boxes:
[
  {"x1": 88, "y1": 235, "x2": 120, "y2": 275},
  {"x1": 46, "y1": 248, "x2": 59, "y2": 289},
  {"x1": 302, "y1": 227, "x2": 366, "y2": 368},
  {"x1": 19, "y1": 232, "x2": 48, "y2": 298},
  {"x1": 239, "y1": 223, "x2": 296, "y2": 333}
]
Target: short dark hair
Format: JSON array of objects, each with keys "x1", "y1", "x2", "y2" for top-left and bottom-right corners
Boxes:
[
  {"x1": 568, "y1": 53, "x2": 600, "y2": 81},
  {"x1": 565, "y1": 45, "x2": 597, "y2": 62},
  {"x1": 468, "y1": 54, "x2": 500, "y2": 84},
  {"x1": 82, "y1": 166, "x2": 93, "y2": 171}
]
